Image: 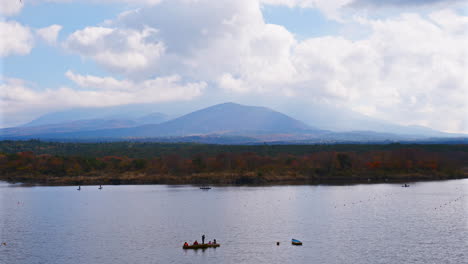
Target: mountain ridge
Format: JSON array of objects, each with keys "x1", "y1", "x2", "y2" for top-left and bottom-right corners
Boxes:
[{"x1": 1, "y1": 102, "x2": 465, "y2": 143}]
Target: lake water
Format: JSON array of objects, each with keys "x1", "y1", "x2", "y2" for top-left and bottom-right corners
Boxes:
[{"x1": 1, "y1": 180, "x2": 467, "y2": 264}]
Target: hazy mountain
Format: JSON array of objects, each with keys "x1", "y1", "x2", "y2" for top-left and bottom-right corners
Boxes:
[
  {"x1": 19, "y1": 100, "x2": 461, "y2": 138},
  {"x1": 66, "y1": 102, "x2": 320, "y2": 138},
  {"x1": 275, "y1": 101, "x2": 461, "y2": 137},
  {"x1": 134, "y1": 112, "x2": 168, "y2": 125},
  {"x1": 1, "y1": 112, "x2": 169, "y2": 137},
  {"x1": 1, "y1": 119, "x2": 137, "y2": 137},
  {"x1": 22, "y1": 105, "x2": 167, "y2": 127},
  {"x1": 131, "y1": 102, "x2": 317, "y2": 136},
  {"x1": 1, "y1": 102, "x2": 465, "y2": 143},
  {"x1": 1, "y1": 103, "x2": 321, "y2": 139}
]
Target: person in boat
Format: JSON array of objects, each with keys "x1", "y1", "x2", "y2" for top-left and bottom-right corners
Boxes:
[
  {"x1": 202, "y1": 234, "x2": 205, "y2": 244},
  {"x1": 184, "y1": 242, "x2": 188, "y2": 247},
  {"x1": 213, "y1": 239, "x2": 217, "y2": 244},
  {"x1": 193, "y1": 240, "x2": 199, "y2": 245},
  {"x1": 208, "y1": 241, "x2": 212, "y2": 245}
]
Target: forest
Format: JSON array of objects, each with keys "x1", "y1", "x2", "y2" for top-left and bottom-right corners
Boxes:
[{"x1": 0, "y1": 140, "x2": 467, "y2": 185}]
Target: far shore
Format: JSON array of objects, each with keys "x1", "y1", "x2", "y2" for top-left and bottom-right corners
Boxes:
[
  {"x1": 1, "y1": 171, "x2": 466, "y2": 186},
  {"x1": 2, "y1": 141, "x2": 467, "y2": 187}
]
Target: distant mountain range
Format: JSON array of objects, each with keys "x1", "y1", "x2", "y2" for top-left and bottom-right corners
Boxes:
[{"x1": 1, "y1": 102, "x2": 466, "y2": 144}]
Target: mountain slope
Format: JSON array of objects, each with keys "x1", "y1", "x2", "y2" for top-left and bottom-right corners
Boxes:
[
  {"x1": 275, "y1": 101, "x2": 462, "y2": 137},
  {"x1": 1, "y1": 102, "x2": 465, "y2": 143},
  {"x1": 19, "y1": 101, "x2": 461, "y2": 138},
  {"x1": 22, "y1": 105, "x2": 167, "y2": 127},
  {"x1": 1, "y1": 113, "x2": 169, "y2": 137},
  {"x1": 1, "y1": 103, "x2": 319, "y2": 139},
  {"x1": 129, "y1": 102, "x2": 315, "y2": 137}
]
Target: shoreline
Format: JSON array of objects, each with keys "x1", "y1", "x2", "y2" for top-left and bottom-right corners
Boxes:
[{"x1": 2, "y1": 171, "x2": 466, "y2": 186}]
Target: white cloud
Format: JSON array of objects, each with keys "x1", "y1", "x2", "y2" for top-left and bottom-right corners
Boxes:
[
  {"x1": 290, "y1": 11, "x2": 468, "y2": 132},
  {"x1": 218, "y1": 73, "x2": 249, "y2": 93},
  {"x1": 65, "y1": 70, "x2": 133, "y2": 90},
  {"x1": 0, "y1": 74, "x2": 206, "y2": 127},
  {"x1": 64, "y1": 71, "x2": 206, "y2": 100},
  {"x1": 64, "y1": 26, "x2": 165, "y2": 76},
  {"x1": 69, "y1": 0, "x2": 298, "y2": 85},
  {"x1": 0, "y1": 0, "x2": 23, "y2": 16},
  {"x1": 36, "y1": 24, "x2": 63, "y2": 45},
  {"x1": 0, "y1": 20, "x2": 34, "y2": 57}
]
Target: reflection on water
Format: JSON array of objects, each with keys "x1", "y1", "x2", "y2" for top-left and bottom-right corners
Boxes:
[{"x1": 1, "y1": 180, "x2": 467, "y2": 264}]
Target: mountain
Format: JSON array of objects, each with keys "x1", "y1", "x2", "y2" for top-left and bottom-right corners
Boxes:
[
  {"x1": 128, "y1": 102, "x2": 316, "y2": 137},
  {"x1": 134, "y1": 112, "x2": 168, "y2": 125},
  {"x1": 18, "y1": 100, "x2": 462, "y2": 137},
  {"x1": 22, "y1": 105, "x2": 168, "y2": 127},
  {"x1": 1, "y1": 102, "x2": 465, "y2": 143},
  {"x1": 274, "y1": 101, "x2": 462, "y2": 137},
  {"x1": 1, "y1": 119, "x2": 136, "y2": 137},
  {"x1": 1, "y1": 113, "x2": 169, "y2": 137},
  {"x1": 63, "y1": 102, "x2": 320, "y2": 138},
  {"x1": 0, "y1": 103, "x2": 321, "y2": 140}
]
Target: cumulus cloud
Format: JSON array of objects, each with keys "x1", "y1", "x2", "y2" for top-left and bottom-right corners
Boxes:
[
  {"x1": 64, "y1": 71, "x2": 206, "y2": 99},
  {"x1": 0, "y1": 0, "x2": 23, "y2": 16},
  {"x1": 0, "y1": 21, "x2": 34, "y2": 57},
  {"x1": 36, "y1": 24, "x2": 63, "y2": 45},
  {"x1": 0, "y1": 74, "x2": 206, "y2": 127},
  {"x1": 66, "y1": 0, "x2": 298, "y2": 85},
  {"x1": 64, "y1": 26, "x2": 165, "y2": 77},
  {"x1": 292, "y1": 10, "x2": 468, "y2": 132}
]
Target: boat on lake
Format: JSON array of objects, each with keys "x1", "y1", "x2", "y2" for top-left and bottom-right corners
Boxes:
[
  {"x1": 200, "y1": 186, "x2": 212, "y2": 190},
  {"x1": 183, "y1": 243, "x2": 220, "y2": 249},
  {"x1": 291, "y1": 239, "x2": 302, "y2": 245}
]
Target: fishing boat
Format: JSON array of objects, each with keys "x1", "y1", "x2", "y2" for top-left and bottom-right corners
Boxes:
[
  {"x1": 200, "y1": 186, "x2": 212, "y2": 190},
  {"x1": 291, "y1": 239, "x2": 302, "y2": 246},
  {"x1": 183, "y1": 243, "x2": 220, "y2": 249}
]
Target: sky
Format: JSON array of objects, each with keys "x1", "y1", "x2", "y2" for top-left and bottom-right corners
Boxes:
[{"x1": 1, "y1": 0, "x2": 467, "y2": 133}]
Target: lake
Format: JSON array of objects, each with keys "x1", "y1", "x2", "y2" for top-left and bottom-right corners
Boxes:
[{"x1": 1, "y1": 180, "x2": 467, "y2": 264}]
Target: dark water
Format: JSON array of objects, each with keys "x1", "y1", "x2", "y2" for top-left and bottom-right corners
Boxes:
[{"x1": 1, "y1": 180, "x2": 467, "y2": 264}]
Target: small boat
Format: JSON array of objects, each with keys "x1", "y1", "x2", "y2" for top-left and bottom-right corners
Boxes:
[
  {"x1": 183, "y1": 243, "x2": 220, "y2": 249},
  {"x1": 200, "y1": 186, "x2": 211, "y2": 190},
  {"x1": 98, "y1": 185, "x2": 103, "y2": 190},
  {"x1": 77, "y1": 186, "x2": 81, "y2": 191},
  {"x1": 402, "y1": 184, "x2": 410, "y2": 187},
  {"x1": 291, "y1": 239, "x2": 302, "y2": 246}
]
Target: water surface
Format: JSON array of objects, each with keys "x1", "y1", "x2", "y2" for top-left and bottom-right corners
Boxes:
[{"x1": 1, "y1": 180, "x2": 467, "y2": 264}]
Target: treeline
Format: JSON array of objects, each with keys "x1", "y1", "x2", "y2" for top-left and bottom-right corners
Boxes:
[
  {"x1": 1, "y1": 140, "x2": 467, "y2": 159},
  {"x1": 0, "y1": 140, "x2": 467, "y2": 185}
]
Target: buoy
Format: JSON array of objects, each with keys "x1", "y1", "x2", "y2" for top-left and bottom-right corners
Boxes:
[{"x1": 277, "y1": 242, "x2": 280, "y2": 246}]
